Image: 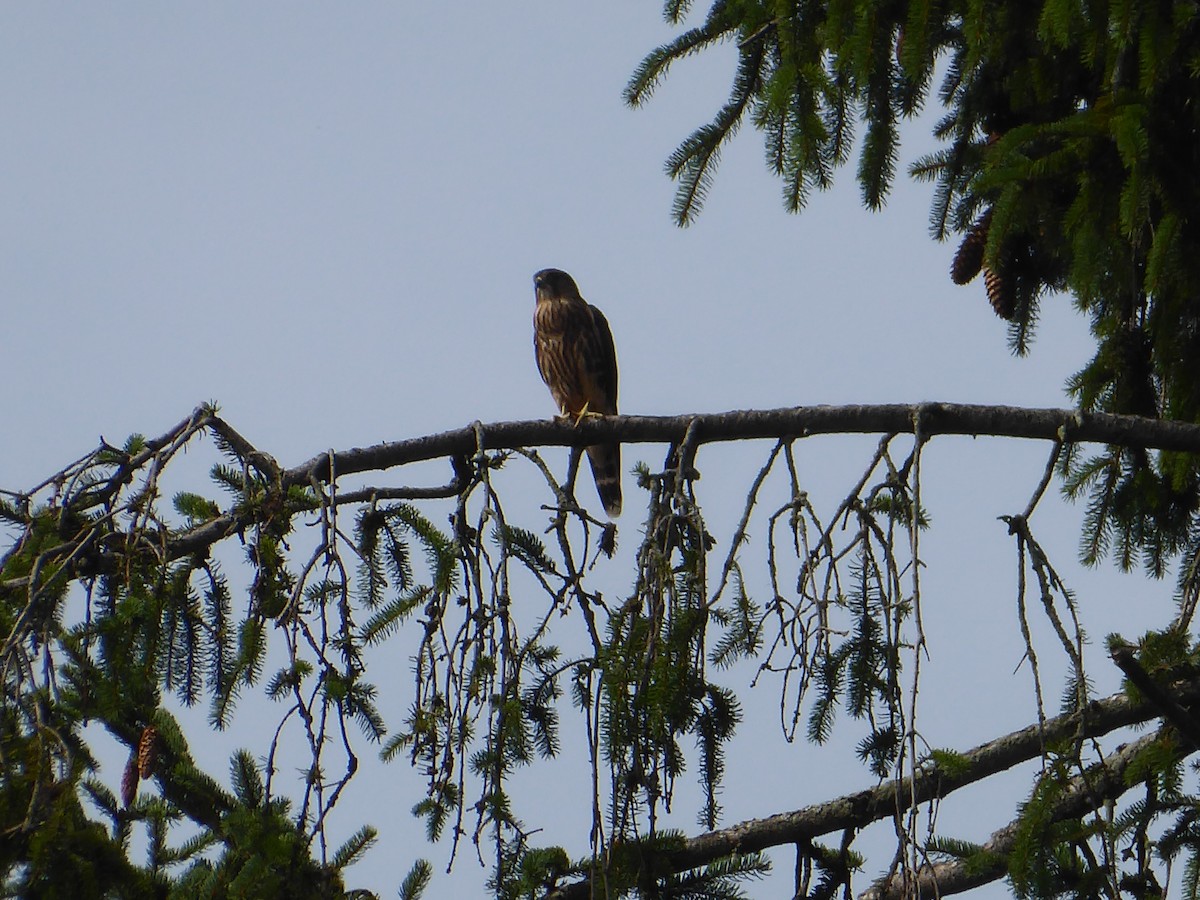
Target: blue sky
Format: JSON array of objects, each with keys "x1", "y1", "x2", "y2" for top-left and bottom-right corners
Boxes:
[{"x1": 1, "y1": 5, "x2": 1179, "y2": 897}]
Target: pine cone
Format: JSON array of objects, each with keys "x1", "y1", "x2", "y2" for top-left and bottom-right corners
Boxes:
[
  {"x1": 137, "y1": 725, "x2": 161, "y2": 779},
  {"x1": 983, "y1": 266, "x2": 1017, "y2": 319},
  {"x1": 121, "y1": 754, "x2": 139, "y2": 809},
  {"x1": 951, "y1": 212, "x2": 991, "y2": 285}
]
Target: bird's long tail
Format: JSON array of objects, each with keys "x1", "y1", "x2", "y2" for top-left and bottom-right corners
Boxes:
[{"x1": 586, "y1": 443, "x2": 622, "y2": 518}]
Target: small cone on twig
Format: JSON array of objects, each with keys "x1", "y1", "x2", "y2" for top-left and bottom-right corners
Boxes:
[
  {"x1": 137, "y1": 725, "x2": 161, "y2": 779},
  {"x1": 121, "y1": 754, "x2": 139, "y2": 809},
  {"x1": 951, "y1": 211, "x2": 991, "y2": 285},
  {"x1": 983, "y1": 266, "x2": 1017, "y2": 320}
]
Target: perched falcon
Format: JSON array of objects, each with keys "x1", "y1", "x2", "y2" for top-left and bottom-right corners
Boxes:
[{"x1": 533, "y1": 268, "x2": 621, "y2": 518}]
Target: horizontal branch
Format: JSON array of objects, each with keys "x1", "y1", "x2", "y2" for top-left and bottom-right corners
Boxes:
[
  {"x1": 548, "y1": 677, "x2": 1200, "y2": 899},
  {"x1": 157, "y1": 402, "x2": 1200, "y2": 563},
  {"x1": 284, "y1": 403, "x2": 1200, "y2": 487},
  {"x1": 9, "y1": 400, "x2": 1197, "y2": 617}
]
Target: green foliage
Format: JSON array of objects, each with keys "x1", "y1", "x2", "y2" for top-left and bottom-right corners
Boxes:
[
  {"x1": 0, "y1": 717, "x2": 152, "y2": 900},
  {"x1": 1061, "y1": 441, "x2": 1197, "y2": 576},
  {"x1": 1160, "y1": 798, "x2": 1200, "y2": 900},
  {"x1": 4, "y1": 398, "x2": 1197, "y2": 900},
  {"x1": 489, "y1": 843, "x2": 573, "y2": 899},
  {"x1": 489, "y1": 829, "x2": 768, "y2": 900},
  {"x1": 398, "y1": 859, "x2": 433, "y2": 900},
  {"x1": 177, "y1": 753, "x2": 351, "y2": 899},
  {"x1": 370, "y1": 503, "x2": 459, "y2": 595},
  {"x1": 797, "y1": 838, "x2": 864, "y2": 900},
  {"x1": 4, "y1": 328, "x2": 1197, "y2": 900},
  {"x1": 928, "y1": 748, "x2": 972, "y2": 779},
  {"x1": 807, "y1": 551, "x2": 905, "y2": 779},
  {"x1": 927, "y1": 834, "x2": 1004, "y2": 878},
  {"x1": 655, "y1": 849, "x2": 771, "y2": 899},
  {"x1": 1122, "y1": 733, "x2": 1182, "y2": 790},
  {"x1": 636, "y1": 0, "x2": 1200, "y2": 579},
  {"x1": 1001, "y1": 743, "x2": 1200, "y2": 900},
  {"x1": 9, "y1": 0, "x2": 1200, "y2": 891},
  {"x1": 1, "y1": 413, "x2": 377, "y2": 897},
  {"x1": 628, "y1": 0, "x2": 933, "y2": 225},
  {"x1": 1007, "y1": 761, "x2": 1097, "y2": 900},
  {"x1": 709, "y1": 567, "x2": 762, "y2": 670},
  {"x1": 600, "y1": 460, "x2": 743, "y2": 834},
  {"x1": 494, "y1": 524, "x2": 555, "y2": 575},
  {"x1": 173, "y1": 491, "x2": 221, "y2": 525},
  {"x1": 331, "y1": 826, "x2": 380, "y2": 874},
  {"x1": 1109, "y1": 628, "x2": 1199, "y2": 699}
]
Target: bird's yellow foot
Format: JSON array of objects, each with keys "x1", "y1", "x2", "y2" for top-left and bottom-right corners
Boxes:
[
  {"x1": 572, "y1": 402, "x2": 604, "y2": 427},
  {"x1": 554, "y1": 403, "x2": 605, "y2": 426}
]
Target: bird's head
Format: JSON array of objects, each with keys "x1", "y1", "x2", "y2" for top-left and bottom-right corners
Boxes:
[{"x1": 534, "y1": 268, "x2": 581, "y2": 303}]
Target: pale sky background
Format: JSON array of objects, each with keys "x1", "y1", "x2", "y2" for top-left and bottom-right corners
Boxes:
[{"x1": 0, "y1": 5, "x2": 1181, "y2": 898}]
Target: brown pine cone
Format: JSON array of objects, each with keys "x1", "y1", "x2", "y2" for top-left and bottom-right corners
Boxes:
[
  {"x1": 137, "y1": 725, "x2": 160, "y2": 779},
  {"x1": 983, "y1": 266, "x2": 1017, "y2": 319},
  {"x1": 121, "y1": 754, "x2": 139, "y2": 809},
  {"x1": 951, "y1": 212, "x2": 991, "y2": 285}
]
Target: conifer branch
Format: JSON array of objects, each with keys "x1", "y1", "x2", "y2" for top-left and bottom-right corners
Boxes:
[
  {"x1": 1109, "y1": 642, "x2": 1200, "y2": 748},
  {"x1": 545, "y1": 678, "x2": 1200, "y2": 899},
  {"x1": 2, "y1": 402, "x2": 1179, "y2": 593},
  {"x1": 160, "y1": 402, "x2": 1200, "y2": 563},
  {"x1": 104, "y1": 720, "x2": 231, "y2": 833},
  {"x1": 285, "y1": 404, "x2": 1200, "y2": 489},
  {"x1": 859, "y1": 729, "x2": 1170, "y2": 900},
  {"x1": 8, "y1": 399, "x2": 1200, "y2": 899}
]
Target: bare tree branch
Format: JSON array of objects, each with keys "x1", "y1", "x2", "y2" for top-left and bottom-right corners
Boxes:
[
  {"x1": 7, "y1": 402, "x2": 1190, "y2": 575},
  {"x1": 287, "y1": 403, "x2": 1200, "y2": 487},
  {"x1": 160, "y1": 403, "x2": 1200, "y2": 564}
]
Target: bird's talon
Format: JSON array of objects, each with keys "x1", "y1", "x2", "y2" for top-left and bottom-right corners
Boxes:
[{"x1": 573, "y1": 403, "x2": 606, "y2": 427}]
